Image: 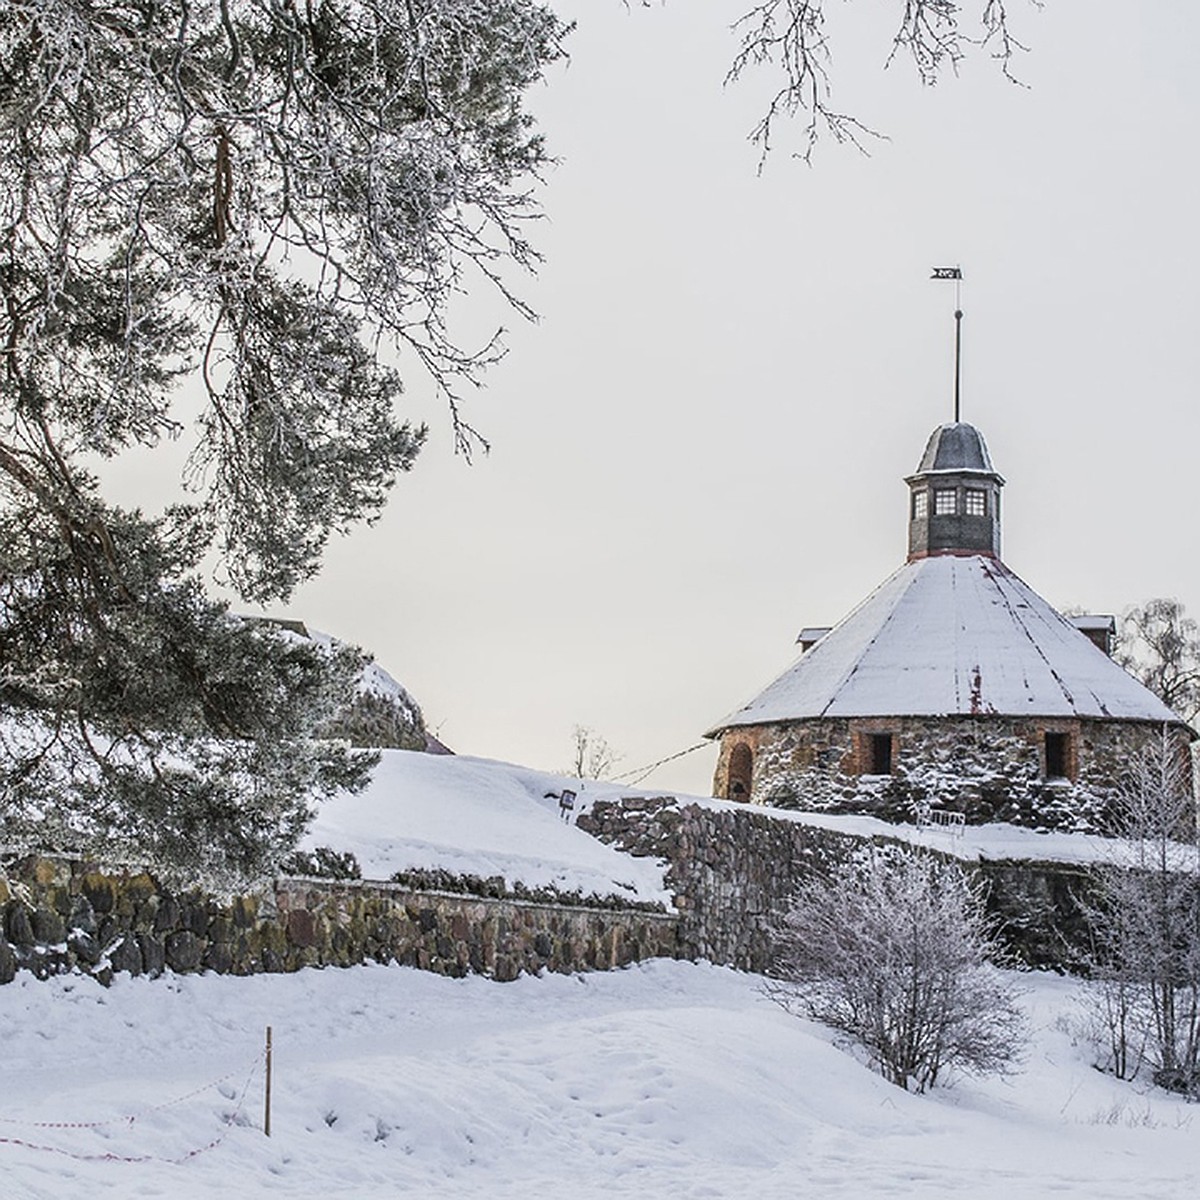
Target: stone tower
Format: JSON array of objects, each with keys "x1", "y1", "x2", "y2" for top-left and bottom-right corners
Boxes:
[{"x1": 706, "y1": 422, "x2": 1193, "y2": 832}]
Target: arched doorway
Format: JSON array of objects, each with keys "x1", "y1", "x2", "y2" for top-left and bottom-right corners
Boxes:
[{"x1": 728, "y1": 742, "x2": 753, "y2": 802}]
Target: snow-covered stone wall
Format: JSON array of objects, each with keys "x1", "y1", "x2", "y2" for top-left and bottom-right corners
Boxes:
[
  {"x1": 713, "y1": 716, "x2": 1186, "y2": 834},
  {"x1": 578, "y1": 796, "x2": 1097, "y2": 971},
  {"x1": 0, "y1": 857, "x2": 680, "y2": 986}
]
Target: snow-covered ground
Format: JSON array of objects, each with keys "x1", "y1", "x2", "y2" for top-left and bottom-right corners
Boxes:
[
  {"x1": 300, "y1": 751, "x2": 673, "y2": 903},
  {"x1": 1, "y1": 960, "x2": 1197, "y2": 1199},
  {"x1": 4, "y1": 752, "x2": 1193, "y2": 1197}
]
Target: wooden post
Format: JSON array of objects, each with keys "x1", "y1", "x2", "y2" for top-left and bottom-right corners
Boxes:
[{"x1": 264, "y1": 1026, "x2": 273, "y2": 1138}]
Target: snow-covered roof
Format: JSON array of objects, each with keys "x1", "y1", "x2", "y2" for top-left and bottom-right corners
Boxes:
[
  {"x1": 795, "y1": 626, "x2": 832, "y2": 647},
  {"x1": 709, "y1": 555, "x2": 1184, "y2": 731},
  {"x1": 1068, "y1": 614, "x2": 1116, "y2": 633},
  {"x1": 913, "y1": 422, "x2": 999, "y2": 475}
]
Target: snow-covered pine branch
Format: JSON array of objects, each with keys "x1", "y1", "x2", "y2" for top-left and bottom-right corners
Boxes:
[{"x1": 0, "y1": 0, "x2": 563, "y2": 884}]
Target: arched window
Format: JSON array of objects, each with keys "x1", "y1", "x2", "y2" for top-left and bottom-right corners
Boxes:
[{"x1": 728, "y1": 742, "x2": 753, "y2": 801}]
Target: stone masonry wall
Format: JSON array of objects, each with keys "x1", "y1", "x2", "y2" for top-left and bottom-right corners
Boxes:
[
  {"x1": 579, "y1": 796, "x2": 1097, "y2": 972},
  {"x1": 713, "y1": 716, "x2": 1187, "y2": 834},
  {"x1": 0, "y1": 856, "x2": 680, "y2": 987},
  {"x1": 0, "y1": 803, "x2": 1107, "y2": 989}
]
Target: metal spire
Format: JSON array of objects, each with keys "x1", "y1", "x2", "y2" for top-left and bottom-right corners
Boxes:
[
  {"x1": 954, "y1": 304, "x2": 963, "y2": 424},
  {"x1": 931, "y1": 266, "x2": 964, "y2": 423}
]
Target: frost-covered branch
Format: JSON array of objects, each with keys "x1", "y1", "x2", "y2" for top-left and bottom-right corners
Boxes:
[
  {"x1": 1, "y1": 0, "x2": 567, "y2": 599},
  {"x1": 0, "y1": 0, "x2": 565, "y2": 878},
  {"x1": 1116, "y1": 599, "x2": 1200, "y2": 726},
  {"x1": 1084, "y1": 730, "x2": 1200, "y2": 1094},
  {"x1": 726, "y1": 0, "x2": 1030, "y2": 163},
  {"x1": 767, "y1": 846, "x2": 1026, "y2": 1091}
]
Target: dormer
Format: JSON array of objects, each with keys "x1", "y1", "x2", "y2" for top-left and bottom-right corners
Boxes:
[
  {"x1": 906, "y1": 423, "x2": 1004, "y2": 561},
  {"x1": 796, "y1": 627, "x2": 832, "y2": 654},
  {"x1": 1069, "y1": 614, "x2": 1117, "y2": 657}
]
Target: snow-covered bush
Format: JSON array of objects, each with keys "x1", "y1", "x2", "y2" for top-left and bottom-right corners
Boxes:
[
  {"x1": 279, "y1": 847, "x2": 363, "y2": 881},
  {"x1": 767, "y1": 847, "x2": 1026, "y2": 1092},
  {"x1": 320, "y1": 685, "x2": 427, "y2": 751}
]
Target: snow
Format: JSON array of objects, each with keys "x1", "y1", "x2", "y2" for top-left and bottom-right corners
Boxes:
[
  {"x1": 718, "y1": 800, "x2": 1136, "y2": 866},
  {"x1": 711, "y1": 555, "x2": 1181, "y2": 729},
  {"x1": 1, "y1": 960, "x2": 1198, "y2": 1198},
  {"x1": 300, "y1": 749, "x2": 1152, "y2": 915},
  {"x1": 4, "y1": 751, "x2": 1195, "y2": 1195},
  {"x1": 304, "y1": 627, "x2": 425, "y2": 732},
  {"x1": 301, "y1": 750, "x2": 672, "y2": 905}
]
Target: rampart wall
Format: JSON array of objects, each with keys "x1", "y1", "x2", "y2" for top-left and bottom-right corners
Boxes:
[
  {"x1": 0, "y1": 856, "x2": 679, "y2": 986},
  {"x1": 1, "y1": 796, "x2": 1104, "y2": 987},
  {"x1": 578, "y1": 796, "x2": 1097, "y2": 971}
]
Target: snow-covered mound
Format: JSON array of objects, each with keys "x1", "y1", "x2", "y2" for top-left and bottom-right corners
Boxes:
[
  {"x1": 301, "y1": 751, "x2": 671, "y2": 905},
  {"x1": 1, "y1": 962, "x2": 1198, "y2": 1198},
  {"x1": 248, "y1": 620, "x2": 429, "y2": 750},
  {"x1": 351, "y1": 659, "x2": 426, "y2": 741},
  {"x1": 302, "y1": 751, "x2": 1149, "y2": 914}
]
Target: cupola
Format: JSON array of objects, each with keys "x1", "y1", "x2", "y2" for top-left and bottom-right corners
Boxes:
[{"x1": 905, "y1": 423, "x2": 1004, "y2": 560}]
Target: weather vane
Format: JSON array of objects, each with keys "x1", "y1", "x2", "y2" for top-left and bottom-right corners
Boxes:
[{"x1": 931, "y1": 266, "x2": 963, "y2": 423}]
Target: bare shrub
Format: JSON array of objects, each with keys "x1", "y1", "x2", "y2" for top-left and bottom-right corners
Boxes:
[
  {"x1": 767, "y1": 846, "x2": 1026, "y2": 1092},
  {"x1": 1085, "y1": 729, "x2": 1200, "y2": 1094},
  {"x1": 567, "y1": 725, "x2": 622, "y2": 781}
]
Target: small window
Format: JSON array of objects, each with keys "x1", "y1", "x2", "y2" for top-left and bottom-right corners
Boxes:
[
  {"x1": 870, "y1": 733, "x2": 893, "y2": 775},
  {"x1": 934, "y1": 489, "x2": 957, "y2": 516},
  {"x1": 1045, "y1": 732, "x2": 1068, "y2": 779},
  {"x1": 912, "y1": 490, "x2": 928, "y2": 520},
  {"x1": 964, "y1": 489, "x2": 987, "y2": 517}
]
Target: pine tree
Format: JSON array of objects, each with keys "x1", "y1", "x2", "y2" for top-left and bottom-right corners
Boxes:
[{"x1": 0, "y1": 0, "x2": 567, "y2": 884}]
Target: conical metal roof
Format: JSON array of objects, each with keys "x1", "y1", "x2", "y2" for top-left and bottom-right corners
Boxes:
[{"x1": 709, "y1": 555, "x2": 1183, "y2": 732}]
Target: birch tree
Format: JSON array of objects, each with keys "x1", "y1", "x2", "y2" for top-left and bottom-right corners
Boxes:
[
  {"x1": 1116, "y1": 600, "x2": 1200, "y2": 726},
  {"x1": 1087, "y1": 731, "x2": 1200, "y2": 1094}
]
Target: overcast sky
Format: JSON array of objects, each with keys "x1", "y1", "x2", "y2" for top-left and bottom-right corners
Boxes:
[{"x1": 108, "y1": 1, "x2": 1200, "y2": 794}]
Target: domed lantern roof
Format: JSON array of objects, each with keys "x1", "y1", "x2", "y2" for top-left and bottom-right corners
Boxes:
[{"x1": 915, "y1": 422, "x2": 996, "y2": 474}]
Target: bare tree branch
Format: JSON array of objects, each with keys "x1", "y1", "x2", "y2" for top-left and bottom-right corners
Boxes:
[{"x1": 726, "y1": 0, "x2": 1030, "y2": 164}]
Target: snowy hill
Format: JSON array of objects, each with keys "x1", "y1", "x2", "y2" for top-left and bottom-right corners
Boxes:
[
  {"x1": 300, "y1": 750, "x2": 672, "y2": 905},
  {"x1": 306, "y1": 628, "x2": 429, "y2": 752}
]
